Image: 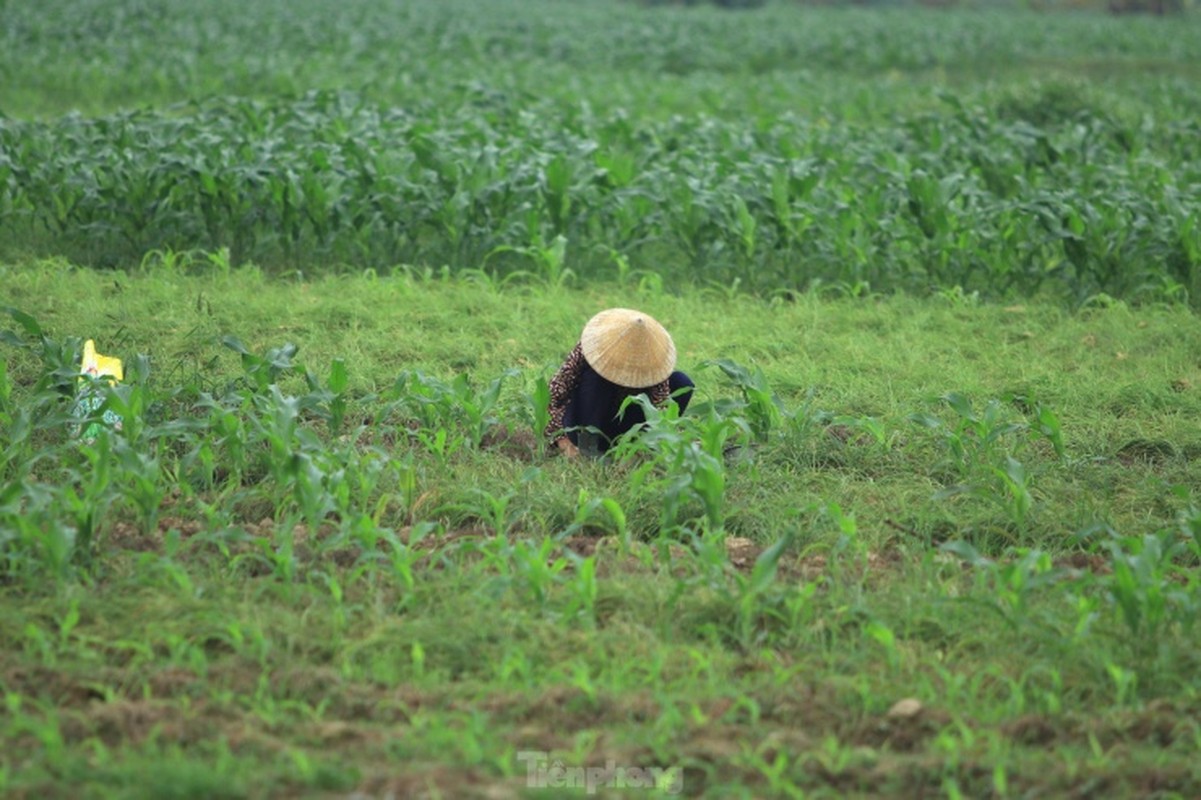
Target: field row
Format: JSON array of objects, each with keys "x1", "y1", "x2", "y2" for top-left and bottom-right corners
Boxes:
[
  {"x1": 5, "y1": 0, "x2": 1200, "y2": 116},
  {"x1": 3, "y1": 292, "x2": 1200, "y2": 573},
  {"x1": 3, "y1": 89, "x2": 1199, "y2": 301}
]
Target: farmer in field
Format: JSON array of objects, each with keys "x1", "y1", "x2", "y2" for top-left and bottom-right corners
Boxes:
[{"x1": 546, "y1": 308, "x2": 693, "y2": 458}]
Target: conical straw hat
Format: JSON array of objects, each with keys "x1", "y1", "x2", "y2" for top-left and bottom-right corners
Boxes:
[{"x1": 580, "y1": 308, "x2": 676, "y2": 388}]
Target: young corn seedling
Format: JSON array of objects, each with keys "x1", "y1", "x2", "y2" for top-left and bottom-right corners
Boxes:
[
  {"x1": 388, "y1": 369, "x2": 513, "y2": 451},
  {"x1": 301, "y1": 358, "x2": 350, "y2": 437},
  {"x1": 61, "y1": 433, "x2": 119, "y2": 569},
  {"x1": 701, "y1": 358, "x2": 783, "y2": 442},
  {"x1": 911, "y1": 392, "x2": 1028, "y2": 480},
  {"x1": 612, "y1": 396, "x2": 740, "y2": 534},
  {"x1": 940, "y1": 540, "x2": 1061, "y2": 630},
  {"x1": 1032, "y1": 401, "x2": 1066, "y2": 461},
  {"x1": 1100, "y1": 526, "x2": 1197, "y2": 652},
  {"x1": 484, "y1": 233, "x2": 573, "y2": 288},
  {"x1": 528, "y1": 374, "x2": 551, "y2": 456},
  {"x1": 912, "y1": 392, "x2": 1040, "y2": 533},
  {"x1": 112, "y1": 436, "x2": 167, "y2": 535},
  {"x1": 830, "y1": 413, "x2": 895, "y2": 454},
  {"x1": 221, "y1": 336, "x2": 299, "y2": 394},
  {"x1": 3, "y1": 694, "x2": 68, "y2": 775},
  {"x1": 559, "y1": 489, "x2": 629, "y2": 547},
  {"x1": 458, "y1": 489, "x2": 517, "y2": 538},
  {"x1": 1, "y1": 482, "x2": 78, "y2": 583},
  {"x1": 510, "y1": 536, "x2": 569, "y2": 611},
  {"x1": 562, "y1": 553, "x2": 599, "y2": 625},
  {"x1": 731, "y1": 530, "x2": 798, "y2": 650}
]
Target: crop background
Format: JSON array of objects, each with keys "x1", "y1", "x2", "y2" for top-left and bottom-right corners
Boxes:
[{"x1": 3, "y1": 0, "x2": 1201, "y2": 301}]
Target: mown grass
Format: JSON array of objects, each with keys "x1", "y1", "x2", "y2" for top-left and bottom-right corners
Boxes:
[{"x1": 2, "y1": 262, "x2": 1200, "y2": 797}]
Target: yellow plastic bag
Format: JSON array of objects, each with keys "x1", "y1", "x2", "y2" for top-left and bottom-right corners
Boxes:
[{"x1": 74, "y1": 339, "x2": 124, "y2": 441}]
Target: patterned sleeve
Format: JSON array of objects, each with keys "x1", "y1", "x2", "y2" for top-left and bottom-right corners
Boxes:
[
  {"x1": 649, "y1": 379, "x2": 671, "y2": 410},
  {"x1": 545, "y1": 342, "x2": 585, "y2": 441}
]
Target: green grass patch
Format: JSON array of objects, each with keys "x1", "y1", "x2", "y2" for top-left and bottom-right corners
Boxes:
[{"x1": 2, "y1": 264, "x2": 1200, "y2": 797}]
